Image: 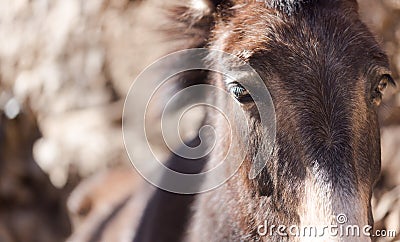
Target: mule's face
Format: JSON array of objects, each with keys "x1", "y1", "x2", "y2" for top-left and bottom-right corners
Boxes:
[{"x1": 210, "y1": 1, "x2": 394, "y2": 227}]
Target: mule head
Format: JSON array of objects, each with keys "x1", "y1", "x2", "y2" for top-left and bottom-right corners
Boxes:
[{"x1": 184, "y1": 0, "x2": 395, "y2": 233}]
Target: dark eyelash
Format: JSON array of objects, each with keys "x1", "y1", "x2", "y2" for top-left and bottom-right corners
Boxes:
[
  {"x1": 382, "y1": 74, "x2": 396, "y2": 87},
  {"x1": 231, "y1": 85, "x2": 246, "y2": 96},
  {"x1": 227, "y1": 82, "x2": 253, "y2": 103}
]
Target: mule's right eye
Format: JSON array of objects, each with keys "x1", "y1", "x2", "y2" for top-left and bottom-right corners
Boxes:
[{"x1": 227, "y1": 82, "x2": 253, "y2": 103}]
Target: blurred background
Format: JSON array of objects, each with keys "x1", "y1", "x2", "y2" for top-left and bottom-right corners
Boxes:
[{"x1": 0, "y1": 0, "x2": 399, "y2": 241}]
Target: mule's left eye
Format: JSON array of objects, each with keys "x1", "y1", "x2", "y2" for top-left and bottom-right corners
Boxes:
[
  {"x1": 377, "y1": 78, "x2": 388, "y2": 92},
  {"x1": 372, "y1": 74, "x2": 396, "y2": 105},
  {"x1": 228, "y1": 82, "x2": 252, "y2": 103}
]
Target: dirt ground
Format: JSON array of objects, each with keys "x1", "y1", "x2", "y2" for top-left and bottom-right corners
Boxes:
[{"x1": 0, "y1": 0, "x2": 399, "y2": 241}]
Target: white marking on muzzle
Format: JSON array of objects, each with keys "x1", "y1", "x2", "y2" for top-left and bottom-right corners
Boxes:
[{"x1": 297, "y1": 161, "x2": 370, "y2": 242}]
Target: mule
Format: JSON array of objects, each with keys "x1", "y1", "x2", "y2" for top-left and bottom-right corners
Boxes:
[{"x1": 134, "y1": 0, "x2": 395, "y2": 241}]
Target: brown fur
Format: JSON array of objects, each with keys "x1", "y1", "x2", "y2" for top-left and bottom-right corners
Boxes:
[{"x1": 134, "y1": 0, "x2": 394, "y2": 241}]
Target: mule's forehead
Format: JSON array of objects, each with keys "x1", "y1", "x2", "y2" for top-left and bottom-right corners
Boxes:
[{"x1": 212, "y1": 3, "x2": 389, "y2": 72}]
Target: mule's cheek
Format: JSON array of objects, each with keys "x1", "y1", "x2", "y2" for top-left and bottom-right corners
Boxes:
[
  {"x1": 356, "y1": 113, "x2": 381, "y2": 190},
  {"x1": 369, "y1": 116, "x2": 382, "y2": 182}
]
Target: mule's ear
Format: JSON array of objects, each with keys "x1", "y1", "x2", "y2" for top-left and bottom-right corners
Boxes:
[
  {"x1": 188, "y1": 0, "x2": 222, "y2": 15},
  {"x1": 167, "y1": 0, "x2": 220, "y2": 48},
  {"x1": 188, "y1": 0, "x2": 229, "y2": 15}
]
